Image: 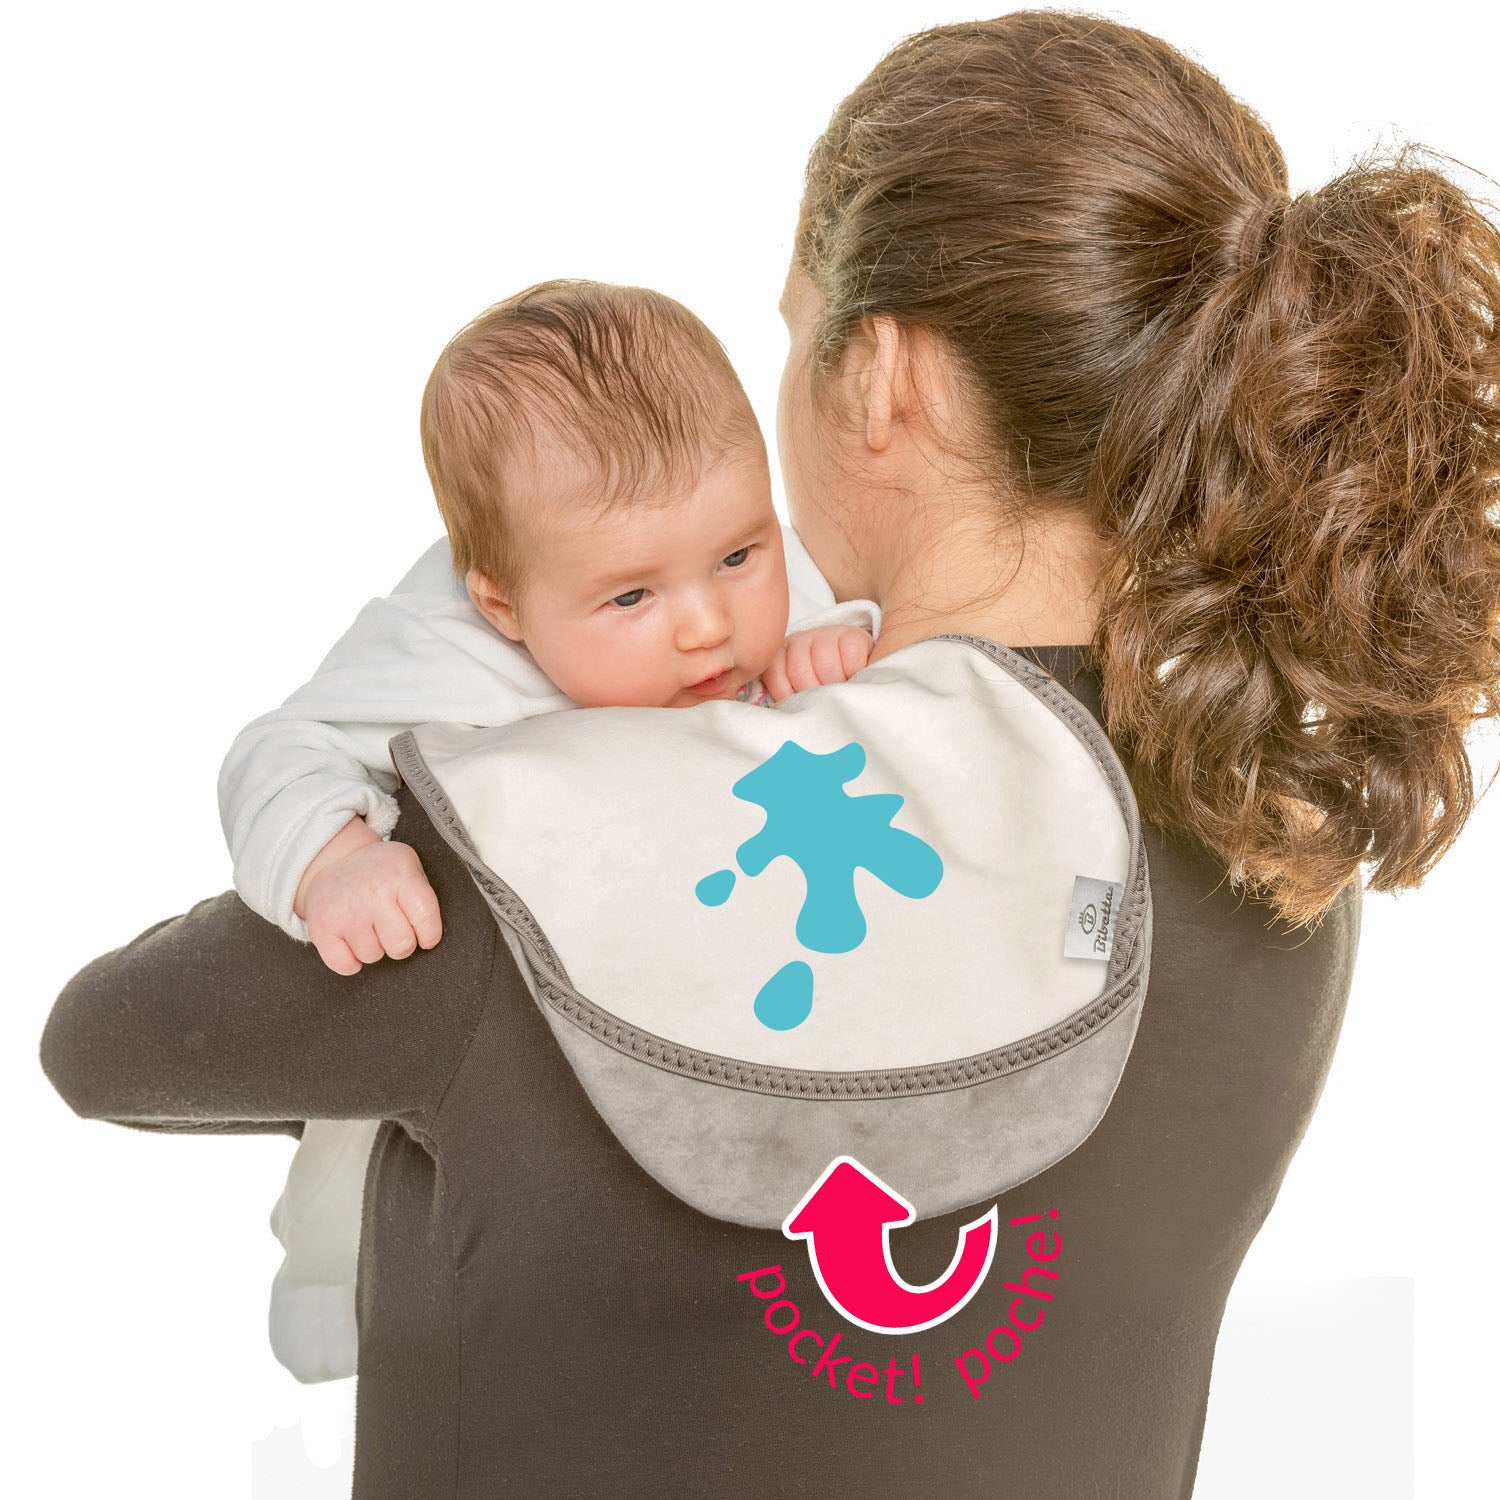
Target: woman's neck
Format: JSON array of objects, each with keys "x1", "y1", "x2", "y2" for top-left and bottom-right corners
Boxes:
[{"x1": 864, "y1": 507, "x2": 1107, "y2": 663}]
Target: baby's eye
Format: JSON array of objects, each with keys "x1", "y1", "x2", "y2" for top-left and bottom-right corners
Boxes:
[
  {"x1": 722, "y1": 547, "x2": 751, "y2": 568},
  {"x1": 610, "y1": 588, "x2": 647, "y2": 609}
]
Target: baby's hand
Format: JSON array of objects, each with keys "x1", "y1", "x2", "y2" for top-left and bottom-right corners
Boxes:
[
  {"x1": 761, "y1": 625, "x2": 875, "y2": 703},
  {"x1": 294, "y1": 817, "x2": 443, "y2": 976}
]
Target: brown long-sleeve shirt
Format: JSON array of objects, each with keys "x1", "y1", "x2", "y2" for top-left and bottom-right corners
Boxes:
[{"x1": 39, "y1": 643, "x2": 1363, "y2": 1497}]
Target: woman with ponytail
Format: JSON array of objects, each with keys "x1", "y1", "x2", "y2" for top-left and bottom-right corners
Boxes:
[
  {"x1": 39, "y1": 10, "x2": 1498, "y2": 1496},
  {"x1": 787, "y1": 12, "x2": 1500, "y2": 931}
]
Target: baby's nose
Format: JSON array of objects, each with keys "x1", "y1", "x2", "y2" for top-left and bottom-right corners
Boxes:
[{"x1": 675, "y1": 593, "x2": 734, "y2": 649}]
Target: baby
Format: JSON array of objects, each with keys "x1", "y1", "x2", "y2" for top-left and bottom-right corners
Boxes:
[{"x1": 220, "y1": 278, "x2": 882, "y2": 1381}]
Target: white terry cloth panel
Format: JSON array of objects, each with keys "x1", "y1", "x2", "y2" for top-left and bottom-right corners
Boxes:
[{"x1": 392, "y1": 634, "x2": 1152, "y2": 1228}]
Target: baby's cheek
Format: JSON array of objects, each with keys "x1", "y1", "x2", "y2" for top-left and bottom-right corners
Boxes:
[
  {"x1": 546, "y1": 651, "x2": 617, "y2": 707},
  {"x1": 572, "y1": 645, "x2": 671, "y2": 708},
  {"x1": 753, "y1": 585, "x2": 794, "y2": 675}
]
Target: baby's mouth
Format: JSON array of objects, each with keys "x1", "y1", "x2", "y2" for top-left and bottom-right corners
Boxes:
[{"x1": 686, "y1": 668, "x2": 733, "y2": 695}]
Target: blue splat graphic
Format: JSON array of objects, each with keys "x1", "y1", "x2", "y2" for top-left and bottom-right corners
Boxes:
[
  {"x1": 694, "y1": 739, "x2": 944, "y2": 1030},
  {"x1": 755, "y1": 961, "x2": 814, "y2": 1030},
  {"x1": 695, "y1": 869, "x2": 736, "y2": 906},
  {"x1": 734, "y1": 741, "x2": 944, "y2": 953}
]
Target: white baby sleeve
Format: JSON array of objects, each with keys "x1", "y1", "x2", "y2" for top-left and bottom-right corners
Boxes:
[
  {"x1": 787, "y1": 596, "x2": 883, "y2": 637},
  {"x1": 218, "y1": 539, "x2": 574, "y2": 940}
]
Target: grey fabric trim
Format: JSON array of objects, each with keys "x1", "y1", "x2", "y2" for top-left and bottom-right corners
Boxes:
[
  {"x1": 390, "y1": 633, "x2": 1150, "y2": 1101},
  {"x1": 535, "y1": 931, "x2": 1148, "y2": 1227},
  {"x1": 389, "y1": 729, "x2": 576, "y2": 988}
]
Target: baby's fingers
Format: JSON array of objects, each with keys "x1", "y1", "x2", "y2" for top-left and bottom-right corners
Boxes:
[
  {"x1": 781, "y1": 633, "x2": 821, "y2": 693},
  {"x1": 314, "y1": 934, "x2": 363, "y2": 978},
  {"x1": 397, "y1": 876, "x2": 443, "y2": 951},
  {"x1": 838, "y1": 627, "x2": 875, "y2": 677},
  {"x1": 760, "y1": 645, "x2": 794, "y2": 704},
  {"x1": 346, "y1": 924, "x2": 387, "y2": 967},
  {"x1": 807, "y1": 631, "x2": 851, "y2": 686},
  {"x1": 786, "y1": 630, "x2": 849, "y2": 691},
  {"x1": 373, "y1": 901, "x2": 421, "y2": 961}
]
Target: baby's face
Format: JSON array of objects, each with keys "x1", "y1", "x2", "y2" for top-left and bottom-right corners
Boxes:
[{"x1": 478, "y1": 444, "x2": 791, "y2": 709}]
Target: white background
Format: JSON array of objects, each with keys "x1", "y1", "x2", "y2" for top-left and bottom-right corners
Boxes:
[{"x1": 6, "y1": 2, "x2": 1495, "y2": 1495}]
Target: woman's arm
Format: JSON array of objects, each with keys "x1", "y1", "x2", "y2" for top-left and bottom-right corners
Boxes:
[{"x1": 39, "y1": 788, "x2": 503, "y2": 1135}]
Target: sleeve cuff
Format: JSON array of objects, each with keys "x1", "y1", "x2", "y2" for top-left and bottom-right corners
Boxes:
[
  {"x1": 787, "y1": 597, "x2": 883, "y2": 639},
  {"x1": 234, "y1": 783, "x2": 403, "y2": 943}
]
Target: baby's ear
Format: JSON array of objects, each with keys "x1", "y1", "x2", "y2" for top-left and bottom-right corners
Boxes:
[{"x1": 464, "y1": 570, "x2": 524, "y2": 643}]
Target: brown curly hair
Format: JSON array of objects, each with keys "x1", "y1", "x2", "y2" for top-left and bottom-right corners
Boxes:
[{"x1": 793, "y1": 10, "x2": 1500, "y2": 927}]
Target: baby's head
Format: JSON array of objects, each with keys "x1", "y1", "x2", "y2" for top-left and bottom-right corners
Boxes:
[{"x1": 420, "y1": 279, "x2": 790, "y2": 708}]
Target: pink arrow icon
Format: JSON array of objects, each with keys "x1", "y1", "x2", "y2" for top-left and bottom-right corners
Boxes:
[{"x1": 782, "y1": 1155, "x2": 998, "y2": 1334}]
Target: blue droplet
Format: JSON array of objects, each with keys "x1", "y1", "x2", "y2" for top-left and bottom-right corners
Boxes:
[
  {"x1": 695, "y1": 868, "x2": 736, "y2": 906},
  {"x1": 754, "y1": 960, "x2": 814, "y2": 1030}
]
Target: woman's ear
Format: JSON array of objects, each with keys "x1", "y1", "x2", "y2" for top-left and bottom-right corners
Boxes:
[
  {"x1": 465, "y1": 569, "x2": 525, "y2": 643},
  {"x1": 861, "y1": 318, "x2": 974, "y2": 459},
  {"x1": 858, "y1": 315, "x2": 913, "y2": 454}
]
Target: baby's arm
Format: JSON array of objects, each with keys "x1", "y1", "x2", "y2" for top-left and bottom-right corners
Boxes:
[
  {"x1": 219, "y1": 540, "x2": 572, "y2": 969},
  {"x1": 770, "y1": 526, "x2": 883, "y2": 702},
  {"x1": 291, "y1": 813, "x2": 442, "y2": 977}
]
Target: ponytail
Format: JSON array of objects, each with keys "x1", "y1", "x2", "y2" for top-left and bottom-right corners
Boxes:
[
  {"x1": 795, "y1": 13, "x2": 1500, "y2": 928},
  {"x1": 1092, "y1": 144, "x2": 1500, "y2": 926}
]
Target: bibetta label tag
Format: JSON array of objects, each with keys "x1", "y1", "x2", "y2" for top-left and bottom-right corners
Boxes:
[{"x1": 1064, "y1": 875, "x2": 1124, "y2": 961}]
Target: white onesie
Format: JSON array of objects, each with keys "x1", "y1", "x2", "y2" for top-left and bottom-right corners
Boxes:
[{"x1": 219, "y1": 525, "x2": 880, "y2": 1382}]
